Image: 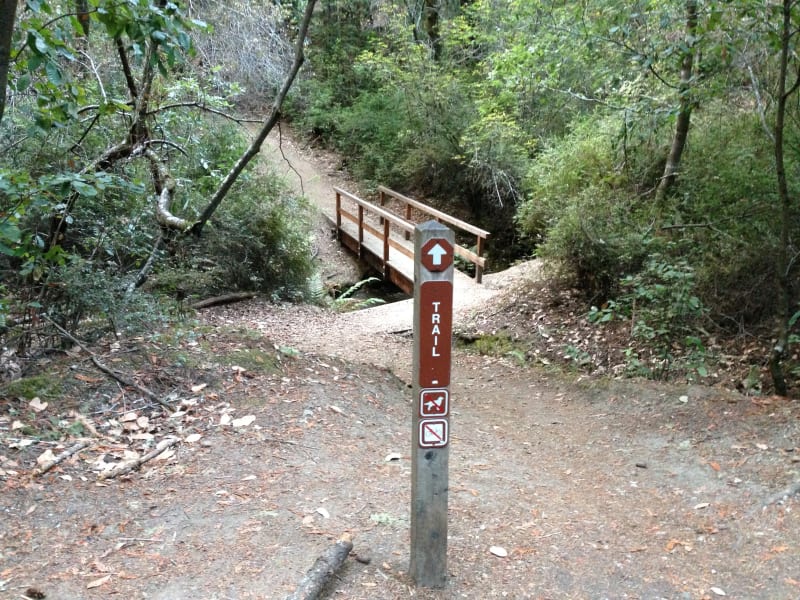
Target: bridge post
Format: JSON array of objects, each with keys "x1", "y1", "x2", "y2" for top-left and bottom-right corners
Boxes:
[
  {"x1": 357, "y1": 204, "x2": 364, "y2": 257},
  {"x1": 335, "y1": 190, "x2": 342, "y2": 241},
  {"x1": 410, "y1": 220, "x2": 454, "y2": 589},
  {"x1": 475, "y1": 235, "x2": 485, "y2": 284}
]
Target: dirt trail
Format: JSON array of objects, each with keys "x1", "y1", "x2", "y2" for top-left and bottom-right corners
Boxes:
[
  {"x1": 1, "y1": 126, "x2": 799, "y2": 600},
  {"x1": 258, "y1": 127, "x2": 536, "y2": 375}
]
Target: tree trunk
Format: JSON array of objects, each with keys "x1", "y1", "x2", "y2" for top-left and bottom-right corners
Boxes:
[
  {"x1": 654, "y1": 0, "x2": 698, "y2": 205},
  {"x1": 423, "y1": 0, "x2": 442, "y2": 61},
  {"x1": 190, "y1": 0, "x2": 318, "y2": 235},
  {"x1": 76, "y1": 0, "x2": 90, "y2": 36},
  {"x1": 0, "y1": 0, "x2": 18, "y2": 127},
  {"x1": 768, "y1": 0, "x2": 799, "y2": 396}
]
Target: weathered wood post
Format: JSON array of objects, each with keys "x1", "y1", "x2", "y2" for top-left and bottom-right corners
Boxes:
[{"x1": 410, "y1": 220, "x2": 454, "y2": 588}]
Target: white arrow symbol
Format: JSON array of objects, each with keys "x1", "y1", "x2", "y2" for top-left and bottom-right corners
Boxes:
[{"x1": 427, "y1": 243, "x2": 447, "y2": 266}]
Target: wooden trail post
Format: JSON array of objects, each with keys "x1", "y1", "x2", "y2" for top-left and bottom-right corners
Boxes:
[{"x1": 410, "y1": 220, "x2": 454, "y2": 588}]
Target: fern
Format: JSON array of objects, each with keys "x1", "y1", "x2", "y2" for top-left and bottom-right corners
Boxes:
[{"x1": 332, "y1": 277, "x2": 386, "y2": 312}]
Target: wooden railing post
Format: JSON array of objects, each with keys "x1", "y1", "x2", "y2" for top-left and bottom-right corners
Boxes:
[
  {"x1": 383, "y1": 218, "x2": 391, "y2": 276},
  {"x1": 358, "y1": 204, "x2": 364, "y2": 257},
  {"x1": 335, "y1": 191, "x2": 342, "y2": 240},
  {"x1": 404, "y1": 203, "x2": 413, "y2": 240},
  {"x1": 475, "y1": 236, "x2": 485, "y2": 284},
  {"x1": 379, "y1": 189, "x2": 386, "y2": 226}
]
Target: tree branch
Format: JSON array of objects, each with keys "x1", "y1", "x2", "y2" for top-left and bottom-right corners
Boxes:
[
  {"x1": 142, "y1": 148, "x2": 191, "y2": 231},
  {"x1": 285, "y1": 534, "x2": 354, "y2": 600},
  {"x1": 747, "y1": 62, "x2": 776, "y2": 143},
  {"x1": 98, "y1": 436, "x2": 180, "y2": 480},
  {"x1": 43, "y1": 316, "x2": 174, "y2": 412},
  {"x1": 33, "y1": 439, "x2": 94, "y2": 477},
  {"x1": 125, "y1": 232, "x2": 164, "y2": 297},
  {"x1": 0, "y1": 0, "x2": 18, "y2": 126},
  {"x1": 144, "y1": 138, "x2": 189, "y2": 156},
  {"x1": 116, "y1": 36, "x2": 139, "y2": 99},
  {"x1": 146, "y1": 101, "x2": 262, "y2": 123}
]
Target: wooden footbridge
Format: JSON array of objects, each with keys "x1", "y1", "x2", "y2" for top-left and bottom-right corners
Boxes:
[{"x1": 331, "y1": 186, "x2": 490, "y2": 295}]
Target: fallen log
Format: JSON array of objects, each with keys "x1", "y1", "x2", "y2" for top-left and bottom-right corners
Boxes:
[
  {"x1": 285, "y1": 533, "x2": 354, "y2": 600},
  {"x1": 191, "y1": 292, "x2": 257, "y2": 310}
]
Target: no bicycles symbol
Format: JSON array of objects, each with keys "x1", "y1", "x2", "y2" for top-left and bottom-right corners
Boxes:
[{"x1": 419, "y1": 418, "x2": 448, "y2": 448}]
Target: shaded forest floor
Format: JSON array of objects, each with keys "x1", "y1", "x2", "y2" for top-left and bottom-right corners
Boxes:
[{"x1": 1, "y1": 127, "x2": 800, "y2": 600}]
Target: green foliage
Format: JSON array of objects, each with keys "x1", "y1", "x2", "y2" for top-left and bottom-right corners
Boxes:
[
  {"x1": 330, "y1": 277, "x2": 386, "y2": 312},
  {"x1": 1, "y1": 0, "x2": 317, "y2": 355},
  {"x1": 591, "y1": 254, "x2": 709, "y2": 379},
  {"x1": 290, "y1": 0, "x2": 378, "y2": 138},
  {"x1": 334, "y1": 90, "x2": 410, "y2": 186},
  {"x1": 9, "y1": 0, "x2": 202, "y2": 132},
  {"x1": 461, "y1": 333, "x2": 527, "y2": 365},
  {"x1": 296, "y1": 19, "x2": 476, "y2": 194},
  {"x1": 1, "y1": 373, "x2": 63, "y2": 400},
  {"x1": 669, "y1": 106, "x2": 789, "y2": 323},
  {"x1": 203, "y1": 188, "x2": 314, "y2": 299},
  {"x1": 184, "y1": 123, "x2": 315, "y2": 299},
  {"x1": 153, "y1": 138, "x2": 314, "y2": 301},
  {"x1": 518, "y1": 117, "x2": 650, "y2": 298}
]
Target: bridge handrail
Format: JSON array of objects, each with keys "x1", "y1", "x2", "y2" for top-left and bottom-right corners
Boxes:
[
  {"x1": 377, "y1": 186, "x2": 490, "y2": 238},
  {"x1": 334, "y1": 187, "x2": 415, "y2": 234},
  {"x1": 378, "y1": 186, "x2": 489, "y2": 283},
  {"x1": 334, "y1": 185, "x2": 489, "y2": 285}
]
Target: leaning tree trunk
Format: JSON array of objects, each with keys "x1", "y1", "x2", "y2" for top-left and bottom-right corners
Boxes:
[
  {"x1": 654, "y1": 0, "x2": 698, "y2": 206},
  {"x1": 190, "y1": 0, "x2": 318, "y2": 235},
  {"x1": 768, "y1": 0, "x2": 800, "y2": 396}
]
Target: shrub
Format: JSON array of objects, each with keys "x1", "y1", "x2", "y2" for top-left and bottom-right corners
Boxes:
[
  {"x1": 518, "y1": 116, "x2": 648, "y2": 299},
  {"x1": 669, "y1": 106, "x2": 797, "y2": 325},
  {"x1": 334, "y1": 90, "x2": 410, "y2": 186},
  {"x1": 202, "y1": 187, "x2": 314, "y2": 299},
  {"x1": 587, "y1": 253, "x2": 710, "y2": 380}
]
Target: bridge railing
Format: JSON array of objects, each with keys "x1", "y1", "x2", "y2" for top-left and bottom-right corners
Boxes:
[
  {"x1": 334, "y1": 186, "x2": 415, "y2": 264},
  {"x1": 334, "y1": 186, "x2": 490, "y2": 285},
  {"x1": 377, "y1": 186, "x2": 490, "y2": 283}
]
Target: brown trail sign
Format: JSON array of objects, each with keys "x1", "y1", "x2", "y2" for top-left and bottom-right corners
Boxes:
[{"x1": 410, "y1": 221, "x2": 454, "y2": 588}]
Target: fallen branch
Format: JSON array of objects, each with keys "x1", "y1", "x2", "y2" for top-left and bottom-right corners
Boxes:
[
  {"x1": 33, "y1": 439, "x2": 93, "y2": 477},
  {"x1": 191, "y1": 292, "x2": 257, "y2": 310},
  {"x1": 285, "y1": 533, "x2": 354, "y2": 600},
  {"x1": 87, "y1": 354, "x2": 174, "y2": 412},
  {"x1": 98, "y1": 436, "x2": 180, "y2": 480},
  {"x1": 43, "y1": 316, "x2": 173, "y2": 412}
]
